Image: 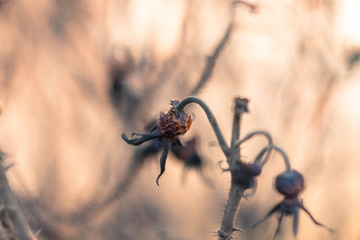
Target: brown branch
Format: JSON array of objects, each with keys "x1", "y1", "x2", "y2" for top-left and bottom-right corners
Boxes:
[
  {"x1": 190, "y1": 5, "x2": 234, "y2": 96},
  {"x1": 0, "y1": 153, "x2": 36, "y2": 240},
  {"x1": 190, "y1": 1, "x2": 257, "y2": 96}
]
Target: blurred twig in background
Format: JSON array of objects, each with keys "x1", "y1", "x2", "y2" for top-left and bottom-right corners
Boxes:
[
  {"x1": 0, "y1": 152, "x2": 36, "y2": 240},
  {"x1": 0, "y1": 0, "x2": 359, "y2": 239}
]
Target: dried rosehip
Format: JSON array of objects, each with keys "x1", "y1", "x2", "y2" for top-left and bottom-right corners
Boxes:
[
  {"x1": 275, "y1": 170, "x2": 305, "y2": 198},
  {"x1": 170, "y1": 137, "x2": 213, "y2": 186},
  {"x1": 253, "y1": 169, "x2": 334, "y2": 239},
  {"x1": 122, "y1": 100, "x2": 192, "y2": 185},
  {"x1": 231, "y1": 162, "x2": 262, "y2": 190},
  {"x1": 158, "y1": 100, "x2": 192, "y2": 140},
  {"x1": 171, "y1": 138, "x2": 201, "y2": 168}
]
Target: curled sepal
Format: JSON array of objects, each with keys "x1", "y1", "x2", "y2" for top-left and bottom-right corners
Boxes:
[
  {"x1": 253, "y1": 197, "x2": 335, "y2": 239},
  {"x1": 156, "y1": 141, "x2": 169, "y2": 186},
  {"x1": 122, "y1": 131, "x2": 161, "y2": 146},
  {"x1": 273, "y1": 212, "x2": 285, "y2": 240},
  {"x1": 252, "y1": 202, "x2": 281, "y2": 229},
  {"x1": 300, "y1": 204, "x2": 335, "y2": 233},
  {"x1": 242, "y1": 180, "x2": 257, "y2": 200},
  {"x1": 218, "y1": 160, "x2": 230, "y2": 171},
  {"x1": 291, "y1": 204, "x2": 299, "y2": 236}
]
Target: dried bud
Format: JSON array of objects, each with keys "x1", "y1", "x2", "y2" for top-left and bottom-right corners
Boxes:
[
  {"x1": 158, "y1": 101, "x2": 192, "y2": 139},
  {"x1": 231, "y1": 162, "x2": 262, "y2": 189},
  {"x1": 248, "y1": 163, "x2": 262, "y2": 176},
  {"x1": 171, "y1": 138, "x2": 201, "y2": 165},
  {"x1": 234, "y1": 97, "x2": 249, "y2": 113},
  {"x1": 275, "y1": 170, "x2": 305, "y2": 198}
]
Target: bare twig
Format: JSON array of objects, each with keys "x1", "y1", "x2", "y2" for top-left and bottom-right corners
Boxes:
[
  {"x1": 254, "y1": 144, "x2": 291, "y2": 171},
  {"x1": 0, "y1": 153, "x2": 36, "y2": 240},
  {"x1": 175, "y1": 96, "x2": 230, "y2": 156},
  {"x1": 190, "y1": 1, "x2": 257, "y2": 96},
  {"x1": 234, "y1": 130, "x2": 273, "y2": 148}
]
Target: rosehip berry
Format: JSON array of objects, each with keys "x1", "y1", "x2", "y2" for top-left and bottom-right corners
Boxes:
[{"x1": 275, "y1": 170, "x2": 305, "y2": 198}]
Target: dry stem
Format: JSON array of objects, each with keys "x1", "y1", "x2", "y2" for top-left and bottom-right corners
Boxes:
[{"x1": 217, "y1": 98, "x2": 248, "y2": 240}]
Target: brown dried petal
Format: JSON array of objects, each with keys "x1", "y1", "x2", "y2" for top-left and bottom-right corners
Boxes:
[{"x1": 158, "y1": 107, "x2": 192, "y2": 139}]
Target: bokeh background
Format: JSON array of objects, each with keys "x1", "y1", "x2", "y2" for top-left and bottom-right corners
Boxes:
[{"x1": 0, "y1": 0, "x2": 360, "y2": 239}]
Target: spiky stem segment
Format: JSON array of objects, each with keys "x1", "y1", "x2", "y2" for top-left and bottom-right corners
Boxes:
[
  {"x1": 217, "y1": 97, "x2": 249, "y2": 240},
  {"x1": 218, "y1": 184, "x2": 244, "y2": 240}
]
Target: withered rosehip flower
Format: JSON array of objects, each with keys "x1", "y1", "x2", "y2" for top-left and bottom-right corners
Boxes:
[
  {"x1": 171, "y1": 137, "x2": 201, "y2": 168},
  {"x1": 252, "y1": 169, "x2": 334, "y2": 240},
  {"x1": 159, "y1": 100, "x2": 192, "y2": 139},
  {"x1": 275, "y1": 170, "x2": 304, "y2": 198},
  {"x1": 122, "y1": 100, "x2": 192, "y2": 185},
  {"x1": 171, "y1": 137, "x2": 213, "y2": 186}
]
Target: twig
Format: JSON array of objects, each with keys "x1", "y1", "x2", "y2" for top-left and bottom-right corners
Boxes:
[
  {"x1": 233, "y1": 130, "x2": 273, "y2": 148},
  {"x1": 254, "y1": 144, "x2": 291, "y2": 171},
  {"x1": 0, "y1": 153, "x2": 36, "y2": 240},
  {"x1": 175, "y1": 96, "x2": 230, "y2": 157},
  {"x1": 190, "y1": 0, "x2": 257, "y2": 96},
  {"x1": 190, "y1": 3, "x2": 234, "y2": 96}
]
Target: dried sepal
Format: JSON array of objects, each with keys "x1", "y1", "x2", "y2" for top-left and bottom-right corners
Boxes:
[
  {"x1": 121, "y1": 131, "x2": 161, "y2": 146},
  {"x1": 253, "y1": 197, "x2": 334, "y2": 239},
  {"x1": 252, "y1": 202, "x2": 281, "y2": 229},
  {"x1": 300, "y1": 204, "x2": 335, "y2": 233},
  {"x1": 156, "y1": 141, "x2": 169, "y2": 186}
]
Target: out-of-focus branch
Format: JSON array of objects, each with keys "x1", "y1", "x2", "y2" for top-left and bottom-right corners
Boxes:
[
  {"x1": 190, "y1": 1, "x2": 257, "y2": 96},
  {"x1": 0, "y1": 153, "x2": 36, "y2": 240}
]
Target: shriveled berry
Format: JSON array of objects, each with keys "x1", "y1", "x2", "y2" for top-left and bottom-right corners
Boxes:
[
  {"x1": 158, "y1": 101, "x2": 192, "y2": 139},
  {"x1": 231, "y1": 162, "x2": 262, "y2": 189},
  {"x1": 248, "y1": 163, "x2": 262, "y2": 176},
  {"x1": 275, "y1": 170, "x2": 305, "y2": 198}
]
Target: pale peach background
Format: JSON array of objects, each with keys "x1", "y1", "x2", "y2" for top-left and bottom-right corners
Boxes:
[{"x1": 0, "y1": 0, "x2": 359, "y2": 239}]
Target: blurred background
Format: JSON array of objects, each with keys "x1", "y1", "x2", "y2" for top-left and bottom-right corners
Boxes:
[{"x1": 0, "y1": 0, "x2": 359, "y2": 239}]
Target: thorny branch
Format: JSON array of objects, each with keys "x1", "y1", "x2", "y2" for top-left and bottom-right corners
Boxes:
[{"x1": 217, "y1": 97, "x2": 249, "y2": 240}]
